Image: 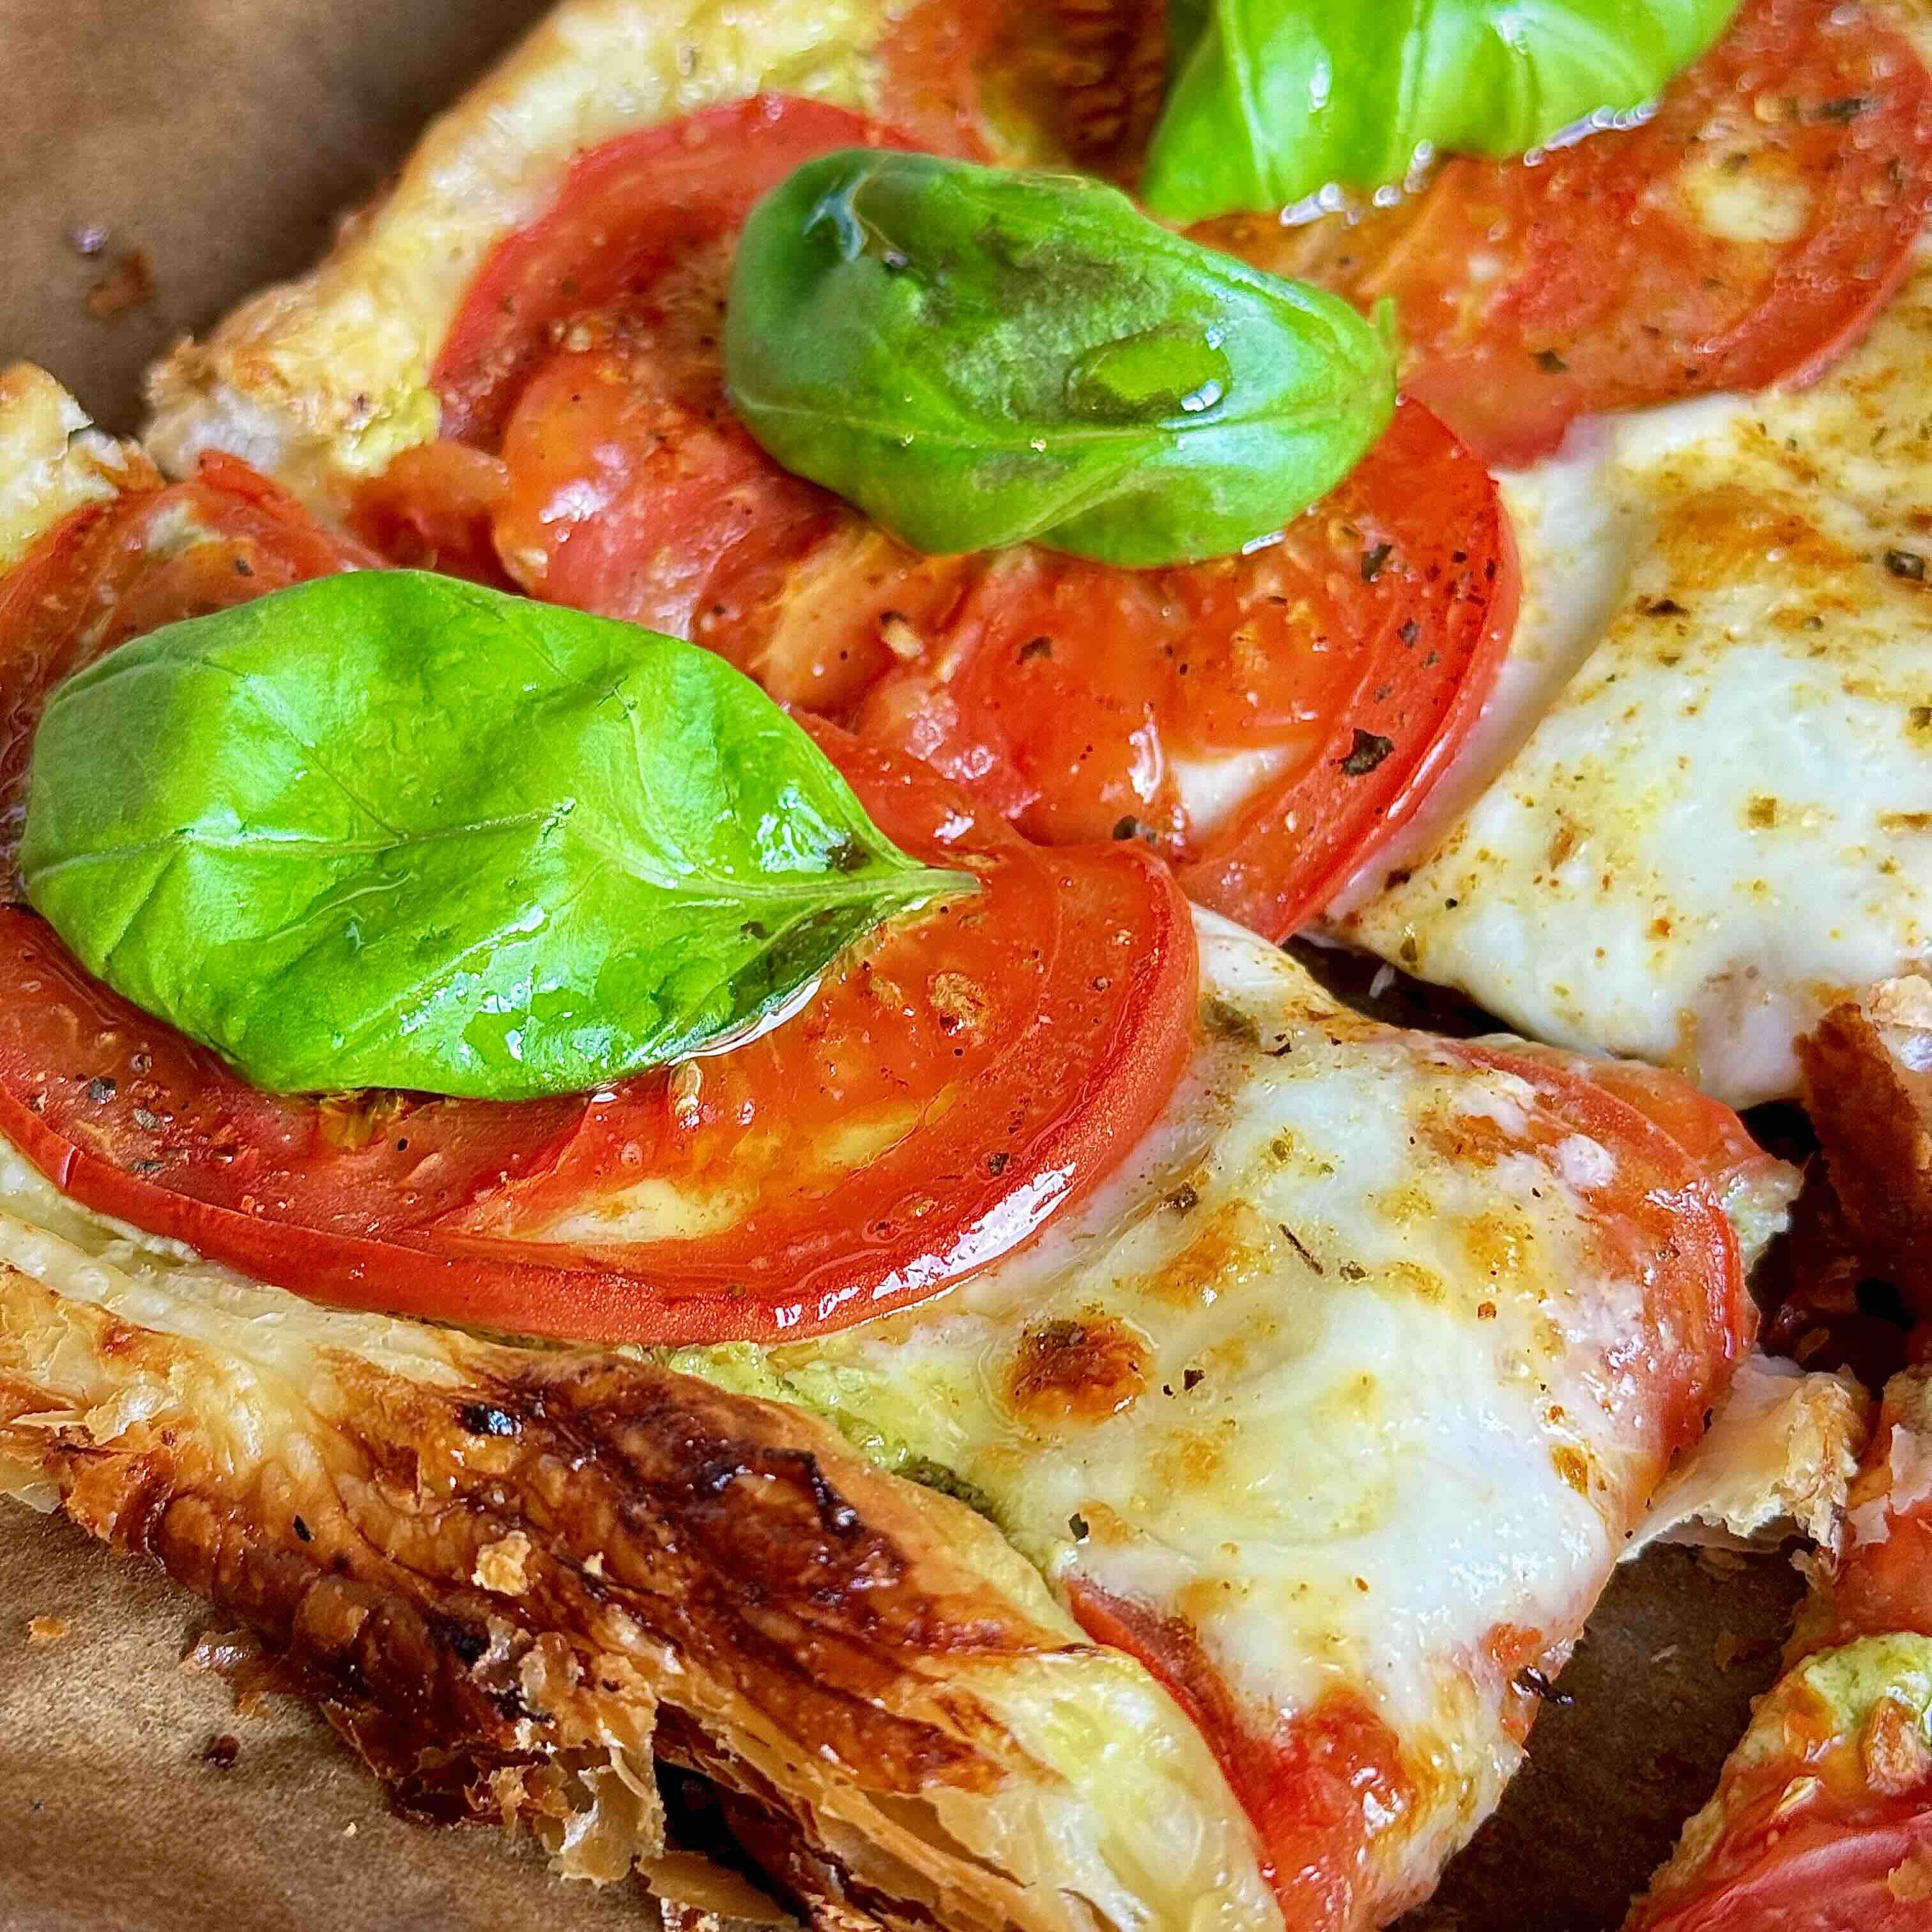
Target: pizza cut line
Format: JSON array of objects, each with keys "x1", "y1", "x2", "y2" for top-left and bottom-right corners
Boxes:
[{"x1": 3, "y1": 0, "x2": 1932, "y2": 1926}]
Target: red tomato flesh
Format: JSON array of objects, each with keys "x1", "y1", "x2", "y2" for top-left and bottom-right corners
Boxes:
[
  {"x1": 395, "y1": 96, "x2": 1517, "y2": 942},
  {"x1": 0, "y1": 475, "x2": 1197, "y2": 1343},
  {"x1": 1202, "y1": 0, "x2": 1932, "y2": 466},
  {"x1": 1067, "y1": 1578, "x2": 1413, "y2": 1930},
  {"x1": 1449, "y1": 1039, "x2": 1752, "y2": 1450}
]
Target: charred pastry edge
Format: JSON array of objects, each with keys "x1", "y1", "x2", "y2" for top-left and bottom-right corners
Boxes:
[{"x1": 0, "y1": 1252, "x2": 1280, "y2": 1932}]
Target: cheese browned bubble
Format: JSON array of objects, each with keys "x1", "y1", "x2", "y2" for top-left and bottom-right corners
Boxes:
[{"x1": 1331, "y1": 243, "x2": 1932, "y2": 1107}]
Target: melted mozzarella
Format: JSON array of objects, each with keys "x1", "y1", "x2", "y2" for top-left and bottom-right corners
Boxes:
[
  {"x1": 697, "y1": 912, "x2": 1754, "y2": 1915},
  {"x1": 1333, "y1": 256, "x2": 1932, "y2": 1106}
]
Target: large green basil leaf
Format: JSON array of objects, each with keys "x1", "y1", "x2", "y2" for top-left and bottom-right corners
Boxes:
[
  {"x1": 1142, "y1": 0, "x2": 1742, "y2": 222},
  {"x1": 724, "y1": 148, "x2": 1395, "y2": 569},
  {"x1": 20, "y1": 571, "x2": 969, "y2": 1100}
]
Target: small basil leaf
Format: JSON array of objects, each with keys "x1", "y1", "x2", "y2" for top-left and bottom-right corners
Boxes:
[
  {"x1": 20, "y1": 571, "x2": 970, "y2": 1100},
  {"x1": 724, "y1": 149, "x2": 1395, "y2": 569},
  {"x1": 1142, "y1": 0, "x2": 1744, "y2": 222}
]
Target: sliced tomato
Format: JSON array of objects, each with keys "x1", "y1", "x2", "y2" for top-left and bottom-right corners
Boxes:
[
  {"x1": 1066, "y1": 1577, "x2": 1411, "y2": 1930},
  {"x1": 1203, "y1": 0, "x2": 1932, "y2": 466},
  {"x1": 404, "y1": 96, "x2": 1516, "y2": 941},
  {"x1": 1636, "y1": 1813, "x2": 1932, "y2": 1932},
  {"x1": 1449, "y1": 1040, "x2": 1752, "y2": 1451},
  {"x1": 871, "y1": 0, "x2": 1169, "y2": 171},
  {"x1": 851, "y1": 399, "x2": 1516, "y2": 937},
  {"x1": 1492, "y1": 1038, "x2": 1787, "y2": 1214},
  {"x1": 0, "y1": 720, "x2": 1196, "y2": 1344},
  {"x1": 870, "y1": 0, "x2": 1008, "y2": 160},
  {"x1": 348, "y1": 440, "x2": 516, "y2": 588},
  {"x1": 432, "y1": 96, "x2": 937, "y2": 449},
  {"x1": 0, "y1": 451, "x2": 370, "y2": 881}
]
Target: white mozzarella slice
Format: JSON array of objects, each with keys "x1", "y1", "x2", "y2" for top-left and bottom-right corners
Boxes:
[{"x1": 1331, "y1": 257, "x2": 1932, "y2": 1107}]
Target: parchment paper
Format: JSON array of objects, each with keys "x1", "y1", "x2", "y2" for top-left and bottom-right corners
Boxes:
[{"x1": 0, "y1": 3, "x2": 1805, "y2": 1924}]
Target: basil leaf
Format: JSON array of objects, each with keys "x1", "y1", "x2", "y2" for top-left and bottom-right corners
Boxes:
[
  {"x1": 1142, "y1": 0, "x2": 1743, "y2": 222},
  {"x1": 20, "y1": 571, "x2": 969, "y2": 1100},
  {"x1": 724, "y1": 149, "x2": 1395, "y2": 569}
]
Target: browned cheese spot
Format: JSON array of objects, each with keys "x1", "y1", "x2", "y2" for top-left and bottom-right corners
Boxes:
[{"x1": 1006, "y1": 1315, "x2": 1150, "y2": 1427}]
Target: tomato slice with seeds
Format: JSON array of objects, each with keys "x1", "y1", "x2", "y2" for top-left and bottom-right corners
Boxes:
[
  {"x1": 394, "y1": 98, "x2": 1516, "y2": 942},
  {"x1": 853, "y1": 399, "x2": 1517, "y2": 939},
  {"x1": 0, "y1": 479, "x2": 1197, "y2": 1344},
  {"x1": 1202, "y1": 0, "x2": 1932, "y2": 466},
  {"x1": 433, "y1": 95, "x2": 942, "y2": 450}
]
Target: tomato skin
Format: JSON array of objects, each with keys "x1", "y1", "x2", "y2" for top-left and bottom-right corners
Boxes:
[
  {"x1": 1204, "y1": 0, "x2": 1932, "y2": 466},
  {"x1": 1174, "y1": 404, "x2": 1518, "y2": 939},
  {"x1": 433, "y1": 96, "x2": 934, "y2": 449},
  {"x1": 1450, "y1": 1040, "x2": 1752, "y2": 1455},
  {"x1": 348, "y1": 440, "x2": 515, "y2": 587},
  {"x1": 1636, "y1": 1815, "x2": 1932, "y2": 1932},
  {"x1": 851, "y1": 402, "x2": 1518, "y2": 938},
  {"x1": 1492, "y1": 1039, "x2": 1787, "y2": 1215}
]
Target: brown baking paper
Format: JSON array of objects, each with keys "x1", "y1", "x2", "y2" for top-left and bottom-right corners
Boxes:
[{"x1": 0, "y1": 3, "x2": 1806, "y2": 1925}]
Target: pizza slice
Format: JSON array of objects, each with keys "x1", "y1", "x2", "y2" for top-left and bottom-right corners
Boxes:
[
  {"x1": 1626, "y1": 1365, "x2": 1932, "y2": 1928},
  {"x1": 0, "y1": 364, "x2": 1822, "y2": 1929},
  {"x1": 137, "y1": 0, "x2": 1932, "y2": 1110}
]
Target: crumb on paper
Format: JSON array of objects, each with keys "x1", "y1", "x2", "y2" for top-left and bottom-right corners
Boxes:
[
  {"x1": 68, "y1": 222, "x2": 109, "y2": 257},
  {"x1": 202, "y1": 1733, "x2": 240, "y2": 1772},
  {"x1": 473, "y1": 1529, "x2": 534, "y2": 1595},
  {"x1": 84, "y1": 247, "x2": 155, "y2": 320},
  {"x1": 25, "y1": 1614, "x2": 69, "y2": 1645},
  {"x1": 343, "y1": 1821, "x2": 358, "y2": 1838}
]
